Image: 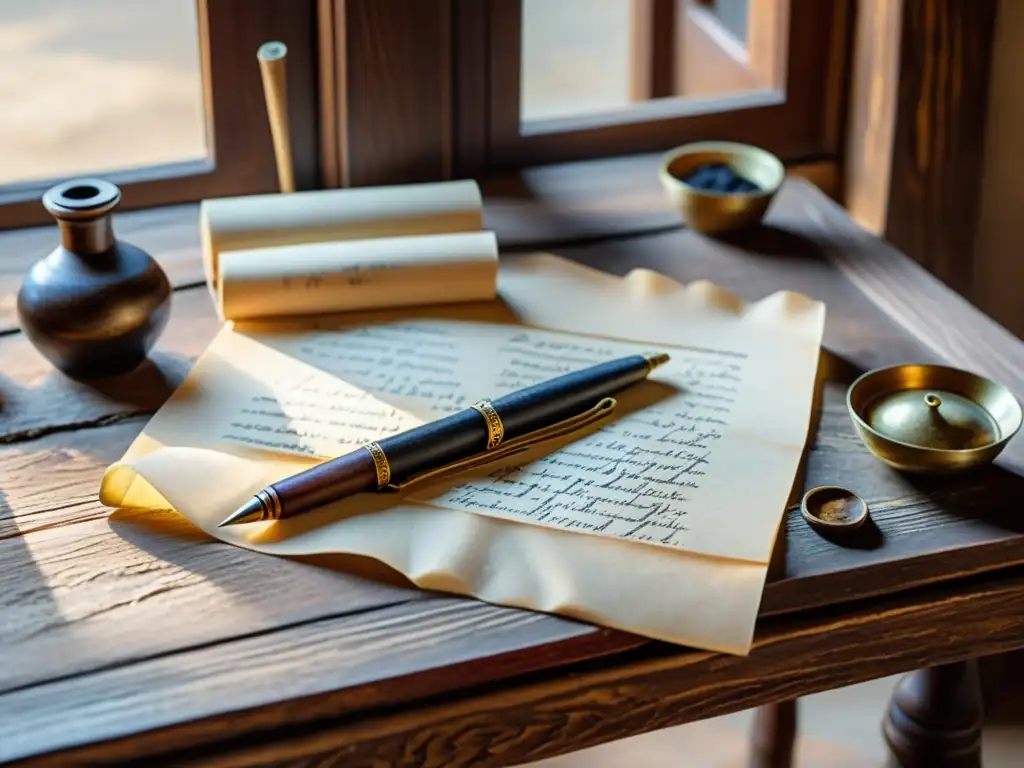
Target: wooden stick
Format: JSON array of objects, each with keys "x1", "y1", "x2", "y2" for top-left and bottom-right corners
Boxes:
[{"x1": 257, "y1": 41, "x2": 295, "y2": 193}]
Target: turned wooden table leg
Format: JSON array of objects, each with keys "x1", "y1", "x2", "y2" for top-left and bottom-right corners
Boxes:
[
  {"x1": 749, "y1": 700, "x2": 797, "y2": 768},
  {"x1": 883, "y1": 660, "x2": 983, "y2": 767}
]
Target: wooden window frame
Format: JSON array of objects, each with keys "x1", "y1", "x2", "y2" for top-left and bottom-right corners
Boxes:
[
  {"x1": 0, "y1": 0, "x2": 320, "y2": 231},
  {"x1": 629, "y1": 0, "x2": 677, "y2": 103},
  {"x1": 318, "y1": 0, "x2": 850, "y2": 186},
  {"x1": 465, "y1": 0, "x2": 850, "y2": 173},
  {"x1": 680, "y1": 0, "x2": 788, "y2": 95}
]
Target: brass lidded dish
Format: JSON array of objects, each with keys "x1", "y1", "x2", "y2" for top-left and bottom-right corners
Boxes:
[
  {"x1": 658, "y1": 141, "x2": 784, "y2": 234},
  {"x1": 847, "y1": 364, "x2": 1023, "y2": 473}
]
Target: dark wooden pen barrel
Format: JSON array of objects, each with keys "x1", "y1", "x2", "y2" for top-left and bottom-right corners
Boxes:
[
  {"x1": 382, "y1": 408, "x2": 493, "y2": 479},
  {"x1": 265, "y1": 354, "x2": 659, "y2": 520},
  {"x1": 17, "y1": 179, "x2": 172, "y2": 380},
  {"x1": 380, "y1": 354, "x2": 653, "y2": 479},
  {"x1": 494, "y1": 354, "x2": 652, "y2": 435},
  {"x1": 274, "y1": 449, "x2": 381, "y2": 511}
]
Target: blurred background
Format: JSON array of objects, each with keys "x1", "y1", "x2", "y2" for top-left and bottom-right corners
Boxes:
[{"x1": 0, "y1": 0, "x2": 206, "y2": 186}]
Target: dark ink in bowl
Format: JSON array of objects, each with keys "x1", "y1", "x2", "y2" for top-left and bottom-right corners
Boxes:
[{"x1": 681, "y1": 162, "x2": 762, "y2": 195}]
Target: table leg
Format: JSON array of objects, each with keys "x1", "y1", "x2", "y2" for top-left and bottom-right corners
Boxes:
[
  {"x1": 883, "y1": 660, "x2": 983, "y2": 767},
  {"x1": 749, "y1": 700, "x2": 797, "y2": 768}
]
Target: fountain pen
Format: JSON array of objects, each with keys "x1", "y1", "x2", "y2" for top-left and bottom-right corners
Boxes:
[{"x1": 218, "y1": 351, "x2": 670, "y2": 527}]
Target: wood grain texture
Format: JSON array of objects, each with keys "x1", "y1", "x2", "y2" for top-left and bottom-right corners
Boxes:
[
  {"x1": 883, "y1": 660, "x2": 983, "y2": 767},
  {"x1": 884, "y1": 0, "x2": 999, "y2": 297},
  {"x1": 452, "y1": 0, "x2": 489, "y2": 178},
  {"x1": 970, "y1": 0, "x2": 1024, "y2": 341},
  {"x1": 483, "y1": 154, "x2": 840, "y2": 247},
  {"x1": 0, "y1": 421, "x2": 144, "y2": 539},
  {"x1": 1, "y1": 599, "x2": 635, "y2": 765},
  {"x1": 749, "y1": 700, "x2": 797, "y2": 768},
  {"x1": 5, "y1": 354, "x2": 1024, "y2": 685},
  {"x1": 331, "y1": 0, "x2": 453, "y2": 186},
  {"x1": 629, "y1": 0, "x2": 676, "y2": 101},
  {"x1": 6, "y1": 173, "x2": 1024, "y2": 764},
  {"x1": 844, "y1": 0, "x2": 903, "y2": 234},
  {"x1": 316, "y1": 0, "x2": 342, "y2": 189},
  {"x1": 4, "y1": 185, "x2": 1024, "y2": 616},
  {"x1": 30, "y1": 567, "x2": 1024, "y2": 768},
  {"x1": 0, "y1": 504, "x2": 415, "y2": 692},
  {"x1": 798, "y1": 181, "x2": 1024, "y2": 426},
  {"x1": 0, "y1": 0, "x2": 320, "y2": 230}
]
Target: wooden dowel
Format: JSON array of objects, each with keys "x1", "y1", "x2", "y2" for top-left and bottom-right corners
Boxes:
[{"x1": 257, "y1": 41, "x2": 295, "y2": 193}]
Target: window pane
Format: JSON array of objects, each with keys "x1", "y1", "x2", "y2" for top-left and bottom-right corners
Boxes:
[
  {"x1": 704, "y1": 0, "x2": 748, "y2": 44},
  {"x1": 521, "y1": 0, "x2": 632, "y2": 123},
  {"x1": 520, "y1": 0, "x2": 787, "y2": 127},
  {"x1": 0, "y1": 0, "x2": 207, "y2": 187}
]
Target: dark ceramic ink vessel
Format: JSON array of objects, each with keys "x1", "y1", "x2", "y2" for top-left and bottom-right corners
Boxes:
[{"x1": 17, "y1": 179, "x2": 171, "y2": 379}]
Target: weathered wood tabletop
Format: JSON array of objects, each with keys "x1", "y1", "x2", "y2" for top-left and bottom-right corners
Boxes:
[{"x1": 4, "y1": 169, "x2": 1024, "y2": 767}]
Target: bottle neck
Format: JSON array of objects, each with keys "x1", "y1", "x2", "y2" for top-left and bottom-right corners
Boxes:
[{"x1": 57, "y1": 215, "x2": 115, "y2": 256}]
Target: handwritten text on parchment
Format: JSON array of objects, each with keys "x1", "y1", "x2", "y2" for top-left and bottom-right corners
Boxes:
[
  {"x1": 432, "y1": 330, "x2": 745, "y2": 548},
  {"x1": 224, "y1": 320, "x2": 751, "y2": 552}
]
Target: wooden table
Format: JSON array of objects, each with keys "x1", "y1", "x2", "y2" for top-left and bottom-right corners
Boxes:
[{"x1": 4, "y1": 174, "x2": 1024, "y2": 767}]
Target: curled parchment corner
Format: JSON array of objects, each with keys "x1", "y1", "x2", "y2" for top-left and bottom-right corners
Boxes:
[
  {"x1": 623, "y1": 268, "x2": 684, "y2": 295},
  {"x1": 620, "y1": 267, "x2": 822, "y2": 324},
  {"x1": 742, "y1": 290, "x2": 827, "y2": 336},
  {"x1": 534, "y1": 253, "x2": 823, "y2": 323}
]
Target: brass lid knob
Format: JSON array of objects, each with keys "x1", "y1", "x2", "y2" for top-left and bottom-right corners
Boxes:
[{"x1": 865, "y1": 389, "x2": 999, "y2": 450}]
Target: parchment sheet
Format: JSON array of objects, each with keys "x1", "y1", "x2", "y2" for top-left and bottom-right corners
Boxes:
[{"x1": 100, "y1": 254, "x2": 825, "y2": 654}]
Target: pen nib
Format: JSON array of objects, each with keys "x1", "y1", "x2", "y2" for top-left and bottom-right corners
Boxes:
[
  {"x1": 645, "y1": 352, "x2": 670, "y2": 371},
  {"x1": 217, "y1": 497, "x2": 265, "y2": 528}
]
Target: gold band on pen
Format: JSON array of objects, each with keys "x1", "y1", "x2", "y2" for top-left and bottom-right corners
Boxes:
[
  {"x1": 471, "y1": 399, "x2": 505, "y2": 450},
  {"x1": 255, "y1": 486, "x2": 282, "y2": 520},
  {"x1": 364, "y1": 442, "x2": 391, "y2": 487},
  {"x1": 644, "y1": 352, "x2": 671, "y2": 372}
]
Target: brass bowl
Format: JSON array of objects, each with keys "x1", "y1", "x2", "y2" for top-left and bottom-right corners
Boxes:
[
  {"x1": 658, "y1": 141, "x2": 784, "y2": 234},
  {"x1": 847, "y1": 364, "x2": 1023, "y2": 474}
]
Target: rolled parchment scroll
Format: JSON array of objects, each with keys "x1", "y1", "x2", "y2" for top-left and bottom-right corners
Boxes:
[
  {"x1": 200, "y1": 179, "x2": 483, "y2": 294},
  {"x1": 217, "y1": 231, "x2": 498, "y2": 321}
]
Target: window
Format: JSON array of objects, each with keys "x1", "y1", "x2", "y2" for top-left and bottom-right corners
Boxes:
[
  {"x1": 0, "y1": 0, "x2": 319, "y2": 229},
  {"x1": 697, "y1": 0, "x2": 750, "y2": 44},
  {"x1": 455, "y1": 0, "x2": 847, "y2": 173},
  {"x1": 0, "y1": 0, "x2": 206, "y2": 187},
  {"x1": 0, "y1": 0, "x2": 850, "y2": 221}
]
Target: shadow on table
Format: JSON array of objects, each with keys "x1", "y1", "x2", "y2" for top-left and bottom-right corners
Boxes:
[
  {"x1": 900, "y1": 464, "x2": 1024, "y2": 534},
  {"x1": 108, "y1": 506, "x2": 420, "y2": 594},
  {"x1": 808, "y1": 515, "x2": 885, "y2": 551},
  {"x1": 0, "y1": 488, "x2": 63, "y2": 688},
  {"x1": 81, "y1": 355, "x2": 184, "y2": 406},
  {"x1": 712, "y1": 224, "x2": 829, "y2": 262}
]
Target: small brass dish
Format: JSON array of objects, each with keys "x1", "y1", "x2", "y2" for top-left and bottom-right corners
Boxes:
[
  {"x1": 658, "y1": 141, "x2": 784, "y2": 234},
  {"x1": 847, "y1": 364, "x2": 1023, "y2": 473},
  {"x1": 801, "y1": 486, "x2": 869, "y2": 532}
]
